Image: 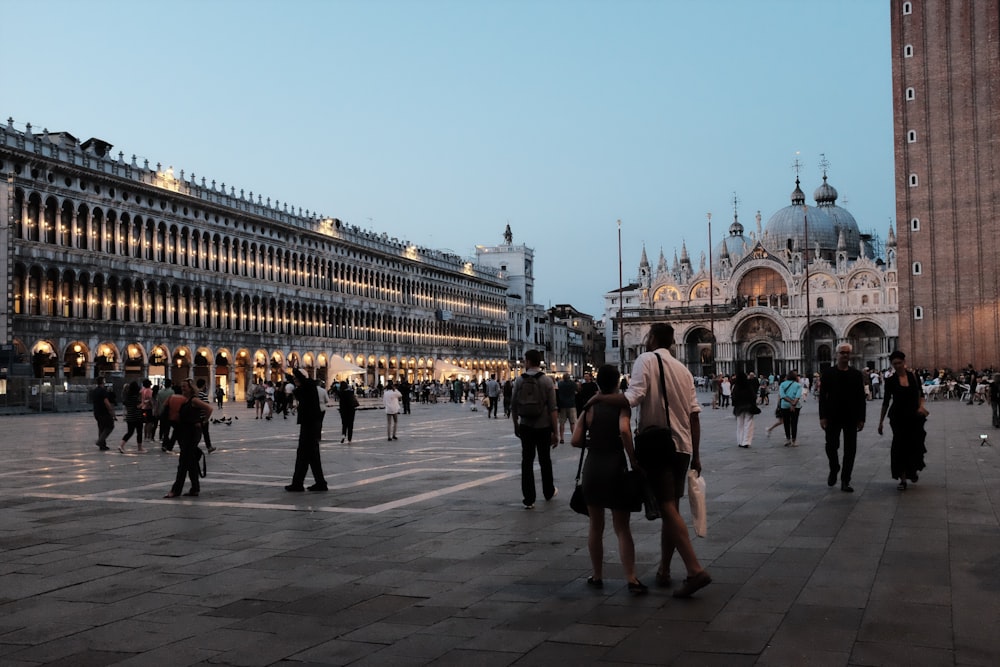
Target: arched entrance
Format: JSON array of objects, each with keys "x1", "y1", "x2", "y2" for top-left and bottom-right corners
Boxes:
[
  {"x1": 804, "y1": 322, "x2": 837, "y2": 373},
  {"x1": 684, "y1": 327, "x2": 716, "y2": 377},
  {"x1": 745, "y1": 341, "x2": 777, "y2": 378},
  {"x1": 846, "y1": 321, "x2": 887, "y2": 370}
]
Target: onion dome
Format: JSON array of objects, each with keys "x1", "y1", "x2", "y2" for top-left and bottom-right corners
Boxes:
[
  {"x1": 713, "y1": 213, "x2": 750, "y2": 266},
  {"x1": 762, "y1": 178, "x2": 837, "y2": 258},
  {"x1": 813, "y1": 174, "x2": 862, "y2": 259}
]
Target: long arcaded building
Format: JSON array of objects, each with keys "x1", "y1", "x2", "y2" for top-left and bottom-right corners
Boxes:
[{"x1": 1, "y1": 118, "x2": 509, "y2": 400}]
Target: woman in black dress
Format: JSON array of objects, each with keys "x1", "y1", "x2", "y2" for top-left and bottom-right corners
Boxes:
[
  {"x1": 877, "y1": 350, "x2": 929, "y2": 490},
  {"x1": 571, "y1": 364, "x2": 646, "y2": 595}
]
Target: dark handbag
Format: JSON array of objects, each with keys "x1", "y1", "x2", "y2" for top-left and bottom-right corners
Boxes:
[
  {"x1": 622, "y1": 467, "x2": 660, "y2": 520},
  {"x1": 570, "y1": 446, "x2": 588, "y2": 516}
]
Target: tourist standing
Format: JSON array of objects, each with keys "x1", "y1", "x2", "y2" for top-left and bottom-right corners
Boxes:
[
  {"x1": 572, "y1": 364, "x2": 645, "y2": 595},
  {"x1": 732, "y1": 371, "x2": 759, "y2": 449},
  {"x1": 511, "y1": 349, "x2": 559, "y2": 509},
  {"x1": 383, "y1": 381, "x2": 402, "y2": 441},
  {"x1": 587, "y1": 323, "x2": 711, "y2": 597}
]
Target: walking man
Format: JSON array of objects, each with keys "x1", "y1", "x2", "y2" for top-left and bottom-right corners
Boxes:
[
  {"x1": 819, "y1": 343, "x2": 867, "y2": 492},
  {"x1": 92, "y1": 376, "x2": 116, "y2": 451},
  {"x1": 588, "y1": 323, "x2": 711, "y2": 597},
  {"x1": 511, "y1": 349, "x2": 558, "y2": 509},
  {"x1": 556, "y1": 373, "x2": 578, "y2": 444},
  {"x1": 484, "y1": 374, "x2": 501, "y2": 418}
]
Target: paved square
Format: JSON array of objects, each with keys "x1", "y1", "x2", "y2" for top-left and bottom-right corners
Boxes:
[{"x1": 1, "y1": 394, "x2": 998, "y2": 665}]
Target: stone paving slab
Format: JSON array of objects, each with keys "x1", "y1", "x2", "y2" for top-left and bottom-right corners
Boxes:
[{"x1": 0, "y1": 394, "x2": 998, "y2": 665}]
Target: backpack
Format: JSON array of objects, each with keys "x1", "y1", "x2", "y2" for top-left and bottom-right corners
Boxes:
[{"x1": 516, "y1": 373, "x2": 546, "y2": 419}]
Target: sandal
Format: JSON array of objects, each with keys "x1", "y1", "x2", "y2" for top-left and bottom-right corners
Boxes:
[
  {"x1": 627, "y1": 580, "x2": 648, "y2": 595},
  {"x1": 586, "y1": 576, "x2": 603, "y2": 589},
  {"x1": 163, "y1": 491, "x2": 179, "y2": 498}
]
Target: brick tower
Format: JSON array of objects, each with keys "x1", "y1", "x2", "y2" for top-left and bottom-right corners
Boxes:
[{"x1": 891, "y1": 0, "x2": 1000, "y2": 370}]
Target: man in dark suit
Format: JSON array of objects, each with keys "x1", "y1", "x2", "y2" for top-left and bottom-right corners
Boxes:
[{"x1": 819, "y1": 343, "x2": 867, "y2": 492}]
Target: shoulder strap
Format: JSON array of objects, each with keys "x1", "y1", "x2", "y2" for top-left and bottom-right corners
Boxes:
[{"x1": 652, "y1": 352, "x2": 673, "y2": 429}]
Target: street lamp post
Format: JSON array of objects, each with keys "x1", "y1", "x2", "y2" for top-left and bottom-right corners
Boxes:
[
  {"x1": 707, "y1": 213, "x2": 715, "y2": 376},
  {"x1": 803, "y1": 205, "x2": 812, "y2": 378},
  {"x1": 617, "y1": 219, "x2": 625, "y2": 375}
]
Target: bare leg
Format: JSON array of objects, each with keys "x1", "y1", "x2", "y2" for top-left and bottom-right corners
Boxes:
[
  {"x1": 660, "y1": 498, "x2": 704, "y2": 578},
  {"x1": 587, "y1": 508, "x2": 605, "y2": 581},
  {"x1": 611, "y1": 509, "x2": 638, "y2": 583}
]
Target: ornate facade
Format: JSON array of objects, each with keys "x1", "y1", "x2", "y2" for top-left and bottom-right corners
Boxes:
[
  {"x1": 1, "y1": 119, "x2": 509, "y2": 399},
  {"x1": 605, "y1": 175, "x2": 899, "y2": 378}
]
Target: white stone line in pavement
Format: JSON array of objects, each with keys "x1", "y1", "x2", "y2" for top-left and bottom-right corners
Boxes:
[{"x1": 22, "y1": 469, "x2": 518, "y2": 513}]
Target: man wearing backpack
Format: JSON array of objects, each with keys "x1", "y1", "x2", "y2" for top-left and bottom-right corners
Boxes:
[{"x1": 511, "y1": 349, "x2": 559, "y2": 509}]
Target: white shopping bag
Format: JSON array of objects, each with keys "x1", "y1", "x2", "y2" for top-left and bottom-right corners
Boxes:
[{"x1": 687, "y1": 469, "x2": 707, "y2": 538}]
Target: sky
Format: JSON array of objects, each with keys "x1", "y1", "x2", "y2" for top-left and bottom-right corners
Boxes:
[{"x1": 5, "y1": 0, "x2": 893, "y2": 317}]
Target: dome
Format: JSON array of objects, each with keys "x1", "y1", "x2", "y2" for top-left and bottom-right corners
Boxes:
[
  {"x1": 713, "y1": 216, "x2": 751, "y2": 267},
  {"x1": 761, "y1": 177, "x2": 862, "y2": 261},
  {"x1": 813, "y1": 175, "x2": 862, "y2": 258},
  {"x1": 813, "y1": 178, "x2": 838, "y2": 204}
]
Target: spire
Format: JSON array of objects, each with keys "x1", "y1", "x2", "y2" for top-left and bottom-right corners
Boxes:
[
  {"x1": 639, "y1": 245, "x2": 650, "y2": 268},
  {"x1": 657, "y1": 248, "x2": 668, "y2": 274},
  {"x1": 887, "y1": 223, "x2": 896, "y2": 247},
  {"x1": 837, "y1": 228, "x2": 847, "y2": 251},
  {"x1": 791, "y1": 177, "x2": 806, "y2": 206},
  {"x1": 672, "y1": 249, "x2": 680, "y2": 272},
  {"x1": 680, "y1": 241, "x2": 690, "y2": 263}
]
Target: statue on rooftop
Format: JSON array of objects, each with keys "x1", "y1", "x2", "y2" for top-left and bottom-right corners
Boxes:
[{"x1": 503, "y1": 224, "x2": 513, "y2": 245}]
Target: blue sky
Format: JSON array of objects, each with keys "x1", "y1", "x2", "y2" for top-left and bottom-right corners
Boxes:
[{"x1": 5, "y1": 0, "x2": 893, "y2": 317}]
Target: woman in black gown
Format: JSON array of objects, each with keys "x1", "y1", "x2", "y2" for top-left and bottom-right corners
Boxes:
[{"x1": 877, "y1": 350, "x2": 929, "y2": 490}]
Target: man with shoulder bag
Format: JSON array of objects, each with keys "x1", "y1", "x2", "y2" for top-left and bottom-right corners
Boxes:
[{"x1": 588, "y1": 323, "x2": 711, "y2": 598}]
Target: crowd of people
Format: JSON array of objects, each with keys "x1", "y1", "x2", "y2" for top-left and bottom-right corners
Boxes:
[{"x1": 86, "y1": 342, "x2": 999, "y2": 597}]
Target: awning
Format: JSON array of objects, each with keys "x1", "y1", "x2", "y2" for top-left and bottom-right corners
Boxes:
[
  {"x1": 327, "y1": 355, "x2": 366, "y2": 378},
  {"x1": 433, "y1": 359, "x2": 470, "y2": 380}
]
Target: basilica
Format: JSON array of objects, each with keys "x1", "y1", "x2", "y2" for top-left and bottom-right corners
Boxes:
[{"x1": 606, "y1": 174, "x2": 898, "y2": 378}]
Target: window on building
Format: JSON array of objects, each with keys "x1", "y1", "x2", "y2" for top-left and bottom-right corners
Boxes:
[
  {"x1": 913, "y1": 306, "x2": 923, "y2": 319},
  {"x1": 906, "y1": 87, "x2": 915, "y2": 101},
  {"x1": 904, "y1": 44, "x2": 913, "y2": 57},
  {"x1": 909, "y1": 174, "x2": 918, "y2": 187},
  {"x1": 816, "y1": 297, "x2": 824, "y2": 309},
  {"x1": 907, "y1": 130, "x2": 917, "y2": 143},
  {"x1": 903, "y1": 2, "x2": 912, "y2": 15},
  {"x1": 911, "y1": 217, "x2": 920, "y2": 231},
  {"x1": 912, "y1": 262, "x2": 922, "y2": 275}
]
